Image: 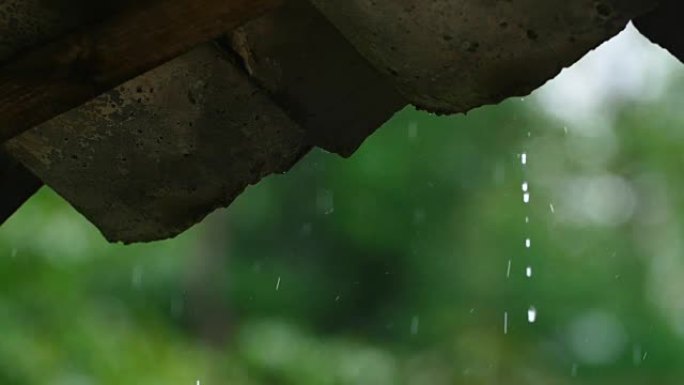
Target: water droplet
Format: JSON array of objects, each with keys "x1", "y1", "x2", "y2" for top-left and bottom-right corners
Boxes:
[
  {"x1": 525, "y1": 238, "x2": 531, "y2": 248},
  {"x1": 504, "y1": 312, "x2": 509, "y2": 334},
  {"x1": 521, "y1": 152, "x2": 528, "y2": 165},
  {"x1": 526, "y1": 266, "x2": 533, "y2": 277},
  {"x1": 525, "y1": 216, "x2": 530, "y2": 224},
  {"x1": 633, "y1": 344, "x2": 642, "y2": 366},
  {"x1": 506, "y1": 259, "x2": 512, "y2": 278},
  {"x1": 549, "y1": 203, "x2": 555, "y2": 214},
  {"x1": 131, "y1": 266, "x2": 143, "y2": 288},
  {"x1": 408, "y1": 122, "x2": 418, "y2": 140},
  {"x1": 523, "y1": 192, "x2": 530, "y2": 203},
  {"x1": 527, "y1": 307, "x2": 537, "y2": 323},
  {"x1": 316, "y1": 189, "x2": 334, "y2": 215},
  {"x1": 413, "y1": 209, "x2": 426, "y2": 224},
  {"x1": 275, "y1": 276, "x2": 281, "y2": 291},
  {"x1": 522, "y1": 182, "x2": 529, "y2": 192},
  {"x1": 252, "y1": 262, "x2": 263, "y2": 273},
  {"x1": 410, "y1": 315, "x2": 420, "y2": 335},
  {"x1": 300, "y1": 222, "x2": 313, "y2": 236}
]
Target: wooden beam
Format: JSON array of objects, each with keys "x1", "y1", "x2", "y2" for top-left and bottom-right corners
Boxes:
[{"x1": 0, "y1": 0, "x2": 281, "y2": 143}]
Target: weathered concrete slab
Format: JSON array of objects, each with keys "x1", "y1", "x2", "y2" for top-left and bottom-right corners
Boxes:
[
  {"x1": 309, "y1": 0, "x2": 658, "y2": 113},
  {"x1": 5, "y1": 45, "x2": 308, "y2": 243},
  {"x1": 230, "y1": 0, "x2": 406, "y2": 156}
]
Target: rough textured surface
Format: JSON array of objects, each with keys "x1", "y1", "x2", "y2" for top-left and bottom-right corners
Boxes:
[
  {"x1": 4, "y1": 44, "x2": 308, "y2": 243},
  {"x1": 230, "y1": 0, "x2": 406, "y2": 156},
  {"x1": 0, "y1": 151, "x2": 41, "y2": 224},
  {"x1": 0, "y1": 0, "x2": 672, "y2": 243},
  {"x1": 634, "y1": 0, "x2": 683, "y2": 62},
  {"x1": 0, "y1": 0, "x2": 283, "y2": 143},
  {"x1": 0, "y1": 0, "x2": 133, "y2": 59},
  {"x1": 309, "y1": 0, "x2": 658, "y2": 113}
]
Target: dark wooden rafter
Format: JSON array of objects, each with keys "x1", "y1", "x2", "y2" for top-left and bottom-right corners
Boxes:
[
  {"x1": 0, "y1": 0, "x2": 282, "y2": 225},
  {"x1": 0, "y1": 0, "x2": 282, "y2": 143}
]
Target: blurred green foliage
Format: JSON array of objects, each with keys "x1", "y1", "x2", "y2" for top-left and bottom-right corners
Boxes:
[{"x1": 2, "y1": 31, "x2": 684, "y2": 384}]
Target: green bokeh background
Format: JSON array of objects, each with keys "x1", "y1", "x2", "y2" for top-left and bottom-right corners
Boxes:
[{"x1": 1, "y1": 28, "x2": 684, "y2": 384}]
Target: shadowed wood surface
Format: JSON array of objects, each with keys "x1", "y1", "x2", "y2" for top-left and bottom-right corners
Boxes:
[
  {"x1": 0, "y1": 0, "x2": 281, "y2": 143},
  {"x1": 229, "y1": 0, "x2": 406, "y2": 157},
  {"x1": 0, "y1": 151, "x2": 42, "y2": 225},
  {"x1": 634, "y1": 0, "x2": 683, "y2": 62}
]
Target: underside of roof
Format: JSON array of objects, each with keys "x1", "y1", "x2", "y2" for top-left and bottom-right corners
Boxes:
[{"x1": 0, "y1": 0, "x2": 681, "y2": 243}]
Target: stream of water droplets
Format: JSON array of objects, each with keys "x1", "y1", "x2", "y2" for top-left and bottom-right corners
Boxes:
[
  {"x1": 521, "y1": 151, "x2": 537, "y2": 324},
  {"x1": 506, "y1": 150, "x2": 537, "y2": 334}
]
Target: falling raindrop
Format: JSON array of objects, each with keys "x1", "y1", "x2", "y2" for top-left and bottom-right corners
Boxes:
[
  {"x1": 410, "y1": 315, "x2": 420, "y2": 335},
  {"x1": 300, "y1": 222, "x2": 313, "y2": 236},
  {"x1": 549, "y1": 203, "x2": 556, "y2": 214},
  {"x1": 633, "y1": 344, "x2": 642, "y2": 366},
  {"x1": 275, "y1": 276, "x2": 281, "y2": 291},
  {"x1": 131, "y1": 265, "x2": 143, "y2": 288},
  {"x1": 504, "y1": 312, "x2": 509, "y2": 334},
  {"x1": 413, "y1": 208, "x2": 426, "y2": 225},
  {"x1": 506, "y1": 259, "x2": 512, "y2": 278},
  {"x1": 515, "y1": 144, "x2": 536, "y2": 332},
  {"x1": 316, "y1": 189, "x2": 335, "y2": 215},
  {"x1": 408, "y1": 122, "x2": 418, "y2": 140}
]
